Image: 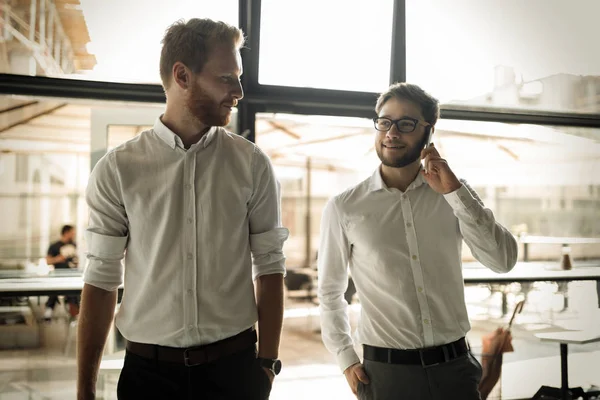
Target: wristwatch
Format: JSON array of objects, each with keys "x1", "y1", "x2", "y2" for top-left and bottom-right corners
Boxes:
[{"x1": 257, "y1": 357, "x2": 282, "y2": 376}]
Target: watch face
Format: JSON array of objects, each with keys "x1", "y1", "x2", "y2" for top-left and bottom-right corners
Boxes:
[
  {"x1": 259, "y1": 358, "x2": 282, "y2": 375},
  {"x1": 273, "y1": 359, "x2": 282, "y2": 375}
]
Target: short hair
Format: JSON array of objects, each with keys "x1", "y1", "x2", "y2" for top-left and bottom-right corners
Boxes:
[
  {"x1": 61, "y1": 225, "x2": 74, "y2": 235},
  {"x1": 159, "y1": 18, "x2": 245, "y2": 89},
  {"x1": 375, "y1": 83, "x2": 440, "y2": 126}
]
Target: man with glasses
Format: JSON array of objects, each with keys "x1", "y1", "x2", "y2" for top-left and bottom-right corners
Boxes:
[{"x1": 317, "y1": 82, "x2": 518, "y2": 399}]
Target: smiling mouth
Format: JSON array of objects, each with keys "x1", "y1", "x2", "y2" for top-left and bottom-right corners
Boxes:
[{"x1": 383, "y1": 144, "x2": 405, "y2": 149}]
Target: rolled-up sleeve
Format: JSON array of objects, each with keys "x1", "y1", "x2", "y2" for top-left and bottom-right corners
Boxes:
[
  {"x1": 248, "y1": 147, "x2": 289, "y2": 280},
  {"x1": 83, "y1": 151, "x2": 129, "y2": 291},
  {"x1": 444, "y1": 179, "x2": 518, "y2": 273}
]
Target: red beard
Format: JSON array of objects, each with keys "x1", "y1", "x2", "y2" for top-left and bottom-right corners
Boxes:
[{"x1": 186, "y1": 86, "x2": 231, "y2": 127}]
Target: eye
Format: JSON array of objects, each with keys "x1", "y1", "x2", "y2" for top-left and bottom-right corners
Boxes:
[{"x1": 376, "y1": 119, "x2": 392, "y2": 130}]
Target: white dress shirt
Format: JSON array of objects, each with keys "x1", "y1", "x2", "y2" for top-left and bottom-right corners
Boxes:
[
  {"x1": 317, "y1": 168, "x2": 518, "y2": 371},
  {"x1": 83, "y1": 117, "x2": 288, "y2": 347}
]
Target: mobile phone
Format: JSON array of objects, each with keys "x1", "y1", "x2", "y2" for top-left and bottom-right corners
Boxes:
[{"x1": 422, "y1": 126, "x2": 433, "y2": 172}]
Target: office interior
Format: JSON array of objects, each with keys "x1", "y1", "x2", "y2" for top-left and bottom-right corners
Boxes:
[{"x1": 0, "y1": 0, "x2": 599, "y2": 399}]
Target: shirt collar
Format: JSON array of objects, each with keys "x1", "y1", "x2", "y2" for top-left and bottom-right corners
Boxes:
[
  {"x1": 153, "y1": 116, "x2": 217, "y2": 150},
  {"x1": 368, "y1": 165, "x2": 428, "y2": 192}
]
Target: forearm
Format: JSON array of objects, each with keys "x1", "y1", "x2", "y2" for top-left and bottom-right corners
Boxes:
[
  {"x1": 77, "y1": 283, "x2": 117, "y2": 398},
  {"x1": 46, "y1": 255, "x2": 63, "y2": 265},
  {"x1": 319, "y1": 293, "x2": 359, "y2": 371},
  {"x1": 445, "y1": 183, "x2": 518, "y2": 272},
  {"x1": 255, "y1": 273, "x2": 284, "y2": 359},
  {"x1": 460, "y1": 215, "x2": 518, "y2": 272}
]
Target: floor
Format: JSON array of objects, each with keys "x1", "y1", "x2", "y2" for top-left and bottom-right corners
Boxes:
[{"x1": 1, "y1": 281, "x2": 599, "y2": 400}]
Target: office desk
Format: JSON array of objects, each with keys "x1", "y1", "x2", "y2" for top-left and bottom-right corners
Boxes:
[
  {"x1": 462, "y1": 261, "x2": 600, "y2": 284},
  {"x1": 0, "y1": 269, "x2": 123, "y2": 297},
  {"x1": 462, "y1": 261, "x2": 600, "y2": 316},
  {"x1": 533, "y1": 331, "x2": 600, "y2": 400}
]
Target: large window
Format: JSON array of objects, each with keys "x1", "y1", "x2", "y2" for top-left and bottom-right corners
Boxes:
[
  {"x1": 407, "y1": 0, "x2": 600, "y2": 113},
  {"x1": 258, "y1": 0, "x2": 394, "y2": 92}
]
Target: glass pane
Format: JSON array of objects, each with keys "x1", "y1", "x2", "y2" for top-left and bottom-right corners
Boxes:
[
  {"x1": 2, "y1": 0, "x2": 238, "y2": 83},
  {"x1": 407, "y1": 0, "x2": 600, "y2": 113},
  {"x1": 256, "y1": 112, "x2": 379, "y2": 268},
  {"x1": 256, "y1": 113, "x2": 600, "y2": 265},
  {"x1": 259, "y1": 0, "x2": 394, "y2": 92},
  {"x1": 107, "y1": 125, "x2": 150, "y2": 151},
  {"x1": 0, "y1": 95, "x2": 163, "y2": 267}
]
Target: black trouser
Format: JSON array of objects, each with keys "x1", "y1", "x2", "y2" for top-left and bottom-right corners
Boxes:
[
  {"x1": 45, "y1": 295, "x2": 79, "y2": 309},
  {"x1": 117, "y1": 345, "x2": 272, "y2": 400}
]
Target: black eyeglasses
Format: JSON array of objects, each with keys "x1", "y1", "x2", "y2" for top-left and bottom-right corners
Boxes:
[{"x1": 373, "y1": 117, "x2": 429, "y2": 133}]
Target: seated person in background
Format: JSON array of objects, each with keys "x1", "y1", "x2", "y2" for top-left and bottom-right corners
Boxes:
[{"x1": 44, "y1": 224, "x2": 80, "y2": 320}]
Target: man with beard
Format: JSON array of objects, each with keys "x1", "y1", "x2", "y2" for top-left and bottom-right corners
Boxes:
[
  {"x1": 317, "y1": 83, "x2": 518, "y2": 399},
  {"x1": 77, "y1": 18, "x2": 287, "y2": 400}
]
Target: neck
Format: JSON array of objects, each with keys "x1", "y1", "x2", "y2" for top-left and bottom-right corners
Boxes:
[
  {"x1": 380, "y1": 160, "x2": 422, "y2": 192},
  {"x1": 162, "y1": 103, "x2": 211, "y2": 149}
]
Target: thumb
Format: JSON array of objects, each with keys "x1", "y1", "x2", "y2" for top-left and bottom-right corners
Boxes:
[{"x1": 355, "y1": 365, "x2": 370, "y2": 384}]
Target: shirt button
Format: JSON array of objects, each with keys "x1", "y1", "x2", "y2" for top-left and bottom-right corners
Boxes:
[
  {"x1": 187, "y1": 253, "x2": 193, "y2": 260},
  {"x1": 188, "y1": 325, "x2": 194, "y2": 330},
  {"x1": 187, "y1": 289, "x2": 193, "y2": 295},
  {"x1": 424, "y1": 319, "x2": 430, "y2": 324},
  {"x1": 402, "y1": 194, "x2": 407, "y2": 200},
  {"x1": 418, "y1": 287, "x2": 423, "y2": 293},
  {"x1": 406, "y1": 222, "x2": 412, "y2": 228},
  {"x1": 187, "y1": 218, "x2": 193, "y2": 224},
  {"x1": 184, "y1": 184, "x2": 192, "y2": 190},
  {"x1": 412, "y1": 255, "x2": 418, "y2": 261}
]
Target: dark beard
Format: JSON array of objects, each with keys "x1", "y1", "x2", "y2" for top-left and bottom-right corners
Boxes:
[
  {"x1": 376, "y1": 133, "x2": 429, "y2": 168},
  {"x1": 186, "y1": 86, "x2": 230, "y2": 127}
]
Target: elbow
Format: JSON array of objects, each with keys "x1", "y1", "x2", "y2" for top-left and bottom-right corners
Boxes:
[
  {"x1": 498, "y1": 238, "x2": 518, "y2": 273},
  {"x1": 506, "y1": 235, "x2": 519, "y2": 271}
]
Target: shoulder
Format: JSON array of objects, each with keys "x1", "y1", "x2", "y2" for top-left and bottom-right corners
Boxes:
[
  {"x1": 215, "y1": 127, "x2": 273, "y2": 168},
  {"x1": 332, "y1": 176, "x2": 372, "y2": 207},
  {"x1": 326, "y1": 176, "x2": 372, "y2": 216},
  {"x1": 216, "y1": 127, "x2": 256, "y2": 153}
]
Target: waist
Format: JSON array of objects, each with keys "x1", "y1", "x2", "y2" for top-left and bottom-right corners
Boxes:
[
  {"x1": 125, "y1": 327, "x2": 257, "y2": 367},
  {"x1": 363, "y1": 337, "x2": 469, "y2": 367}
]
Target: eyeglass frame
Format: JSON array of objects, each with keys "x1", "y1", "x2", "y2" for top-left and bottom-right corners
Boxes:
[{"x1": 372, "y1": 116, "x2": 432, "y2": 133}]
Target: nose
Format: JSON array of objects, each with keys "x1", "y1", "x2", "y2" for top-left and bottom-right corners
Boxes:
[
  {"x1": 385, "y1": 124, "x2": 401, "y2": 140},
  {"x1": 232, "y1": 79, "x2": 244, "y2": 101}
]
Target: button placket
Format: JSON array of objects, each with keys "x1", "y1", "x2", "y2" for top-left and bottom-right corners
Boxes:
[{"x1": 401, "y1": 192, "x2": 434, "y2": 346}]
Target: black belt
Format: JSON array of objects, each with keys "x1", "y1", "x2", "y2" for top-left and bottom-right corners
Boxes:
[
  {"x1": 363, "y1": 337, "x2": 469, "y2": 367},
  {"x1": 126, "y1": 328, "x2": 257, "y2": 367}
]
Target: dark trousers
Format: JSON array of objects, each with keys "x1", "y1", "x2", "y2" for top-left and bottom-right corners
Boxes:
[
  {"x1": 45, "y1": 295, "x2": 79, "y2": 309},
  {"x1": 117, "y1": 345, "x2": 272, "y2": 400},
  {"x1": 358, "y1": 352, "x2": 483, "y2": 400}
]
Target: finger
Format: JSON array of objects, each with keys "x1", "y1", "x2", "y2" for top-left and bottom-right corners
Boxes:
[
  {"x1": 354, "y1": 365, "x2": 370, "y2": 384},
  {"x1": 420, "y1": 143, "x2": 440, "y2": 159},
  {"x1": 426, "y1": 158, "x2": 448, "y2": 174}
]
